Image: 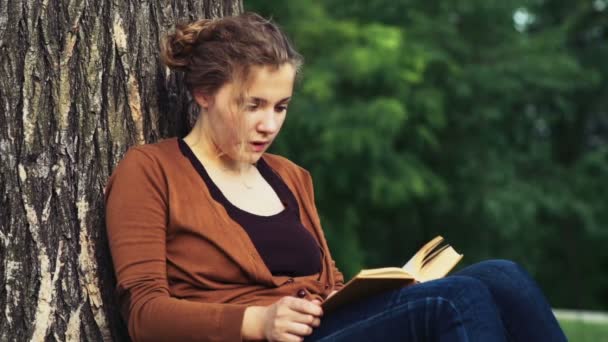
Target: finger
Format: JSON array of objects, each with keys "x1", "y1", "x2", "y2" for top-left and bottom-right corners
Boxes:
[
  {"x1": 311, "y1": 317, "x2": 321, "y2": 327},
  {"x1": 288, "y1": 298, "x2": 323, "y2": 316},
  {"x1": 279, "y1": 333, "x2": 305, "y2": 342},
  {"x1": 285, "y1": 322, "x2": 315, "y2": 337},
  {"x1": 289, "y1": 312, "x2": 317, "y2": 326},
  {"x1": 311, "y1": 299, "x2": 322, "y2": 305}
]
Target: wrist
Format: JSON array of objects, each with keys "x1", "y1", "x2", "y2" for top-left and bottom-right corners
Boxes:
[{"x1": 242, "y1": 306, "x2": 267, "y2": 341}]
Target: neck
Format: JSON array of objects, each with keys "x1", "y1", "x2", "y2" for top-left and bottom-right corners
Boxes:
[{"x1": 184, "y1": 117, "x2": 254, "y2": 175}]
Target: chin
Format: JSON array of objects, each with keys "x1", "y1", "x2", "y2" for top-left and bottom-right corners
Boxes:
[
  {"x1": 246, "y1": 153, "x2": 264, "y2": 164},
  {"x1": 231, "y1": 151, "x2": 262, "y2": 165}
]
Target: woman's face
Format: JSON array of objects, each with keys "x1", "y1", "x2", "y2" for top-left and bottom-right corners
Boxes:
[{"x1": 196, "y1": 63, "x2": 296, "y2": 164}]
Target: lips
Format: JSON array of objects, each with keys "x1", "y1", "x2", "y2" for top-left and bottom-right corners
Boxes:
[{"x1": 250, "y1": 141, "x2": 269, "y2": 152}]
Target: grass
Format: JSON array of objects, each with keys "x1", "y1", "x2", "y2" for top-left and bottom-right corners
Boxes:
[{"x1": 559, "y1": 318, "x2": 608, "y2": 342}]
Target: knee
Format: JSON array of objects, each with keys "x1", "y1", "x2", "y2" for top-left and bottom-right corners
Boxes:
[
  {"x1": 477, "y1": 259, "x2": 527, "y2": 278},
  {"x1": 472, "y1": 259, "x2": 534, "y2": 292},
  {"x1": 440, "y1": 276, "x2": 494, "y2": 303}
]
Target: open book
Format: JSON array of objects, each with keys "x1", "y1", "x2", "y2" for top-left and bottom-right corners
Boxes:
[{"x1": 322, "y1": 236, "x2": 463, "y2": 313}]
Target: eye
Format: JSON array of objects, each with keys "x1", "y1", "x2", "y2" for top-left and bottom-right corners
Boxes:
[
  {"x1": 246, "y1": 104, "x2": 258, "y2": 111},
  {"x1": 276, "y1": 106, "x2": 288, "y2": 113}
]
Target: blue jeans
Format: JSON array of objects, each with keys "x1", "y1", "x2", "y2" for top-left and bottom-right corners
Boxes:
[{"x1": 306, "y1": 260, "x2": 567, "y2": 341}]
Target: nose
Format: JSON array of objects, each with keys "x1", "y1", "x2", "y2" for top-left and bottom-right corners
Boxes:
[{"x1": 257, "y1": 109, "x2": 279, "y2": 134}]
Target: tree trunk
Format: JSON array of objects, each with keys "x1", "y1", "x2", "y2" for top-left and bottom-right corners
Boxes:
[{"x1": 0, "y1": 0, "x2": 242, "y2": 340}]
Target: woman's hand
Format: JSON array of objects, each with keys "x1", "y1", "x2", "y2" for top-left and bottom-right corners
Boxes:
[
  {"x1": 243, "y1": 296, "x2": 323, "y2": 341},
  {"x1": 263, "y1": 296, "x2": 323, "y2": 342}
]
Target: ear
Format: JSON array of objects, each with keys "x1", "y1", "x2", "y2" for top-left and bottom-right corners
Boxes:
[{"x1": 192, "y1": 88, "x2": 212, "y2": 110}]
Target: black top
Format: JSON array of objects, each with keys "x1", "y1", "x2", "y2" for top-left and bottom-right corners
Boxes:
[{"x1": 178, "y1": 138, "x2": 322, "y2": 277}]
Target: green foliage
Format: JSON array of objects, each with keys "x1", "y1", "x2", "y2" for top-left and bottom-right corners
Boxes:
[
  {"x1": 559, "y1": 319, "x2": 608, "y2": 342},
  {"x1": 246, "y1": 0, "x2": 608, "y2": 310}
]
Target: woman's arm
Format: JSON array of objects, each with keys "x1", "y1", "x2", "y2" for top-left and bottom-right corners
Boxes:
[
  {"x1": 242, "y1": 306, "x2": 266, "y2": 340},
  {"x1": 105, "y1": 148, "x2": 247, "y2": 342}
]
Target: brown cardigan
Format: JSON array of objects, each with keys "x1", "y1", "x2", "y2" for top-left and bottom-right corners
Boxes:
[{"x1": 104, "y1": 137, "x2": 345, "y2": 342}]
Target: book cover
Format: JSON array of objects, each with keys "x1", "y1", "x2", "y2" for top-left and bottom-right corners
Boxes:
[{"x1": 323, "y1": 236, "x2": 463, "y2": 313}]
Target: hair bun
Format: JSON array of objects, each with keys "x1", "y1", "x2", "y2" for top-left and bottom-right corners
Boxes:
[{"x1": 161, "y1": 19, "x2": 213, "y2": 69}]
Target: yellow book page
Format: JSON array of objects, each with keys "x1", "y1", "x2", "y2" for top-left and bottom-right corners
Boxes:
[
  {"x1": 358, "y1": 267, "x2": 414, "y2": 279},
  {"x1": 402, "y1": 236, "x2": 445, "y2": 277},
  {"x1": 422, "y1": 244, "x2": 450, "y2": 266},
  {"x1": 322, "y1": 236, "x2": 461, "y2": 313},
  {"x1": 417, "y1": 246, "x2": 463, "y2": 282}
]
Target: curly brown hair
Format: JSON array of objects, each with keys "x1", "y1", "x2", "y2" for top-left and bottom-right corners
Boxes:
[{"x1": 161, "y1": 12, "x2": 303, "y2": 103}]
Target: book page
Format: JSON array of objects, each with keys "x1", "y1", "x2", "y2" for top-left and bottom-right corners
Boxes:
[
  {"x1": 417, "y1": 246, "x2": 463, "y2": 282},
  {"x1": 359, "y1": 267, "x2": 415, "y2": 279},
  {"x1": 402, "y1": 236, "x2": 445, "y2": 277},
  {"x1": 422, "y1": 244, "x2": 450, "y2": 266},
  {"x1": 322, "y1": 236, "x2": 462, "y2": 313}
]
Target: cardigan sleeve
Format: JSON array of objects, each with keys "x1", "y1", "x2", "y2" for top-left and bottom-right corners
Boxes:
[{"x1": 104, "y1": 147, "x2": 247, "y2": 342}]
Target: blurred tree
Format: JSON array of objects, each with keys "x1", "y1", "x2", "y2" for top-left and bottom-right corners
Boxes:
[
  {"x1": 246, "y1": 0, "x2": 608, "y2": 310},
  {"x1": 248, "y1": 1, "x2": 444, "y2": 277}
]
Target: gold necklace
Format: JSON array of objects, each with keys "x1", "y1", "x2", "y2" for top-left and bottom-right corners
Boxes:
[
  {"x1": 242, "y1": 180, "x2": 254, "y2": 190},
  {"x1": 220, "y1": 166, "x2": 256, "y2": 190}
]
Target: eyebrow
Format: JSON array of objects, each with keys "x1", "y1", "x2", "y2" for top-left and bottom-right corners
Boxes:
[{"x1": 250, "y1": 96, "x2": 291, "y2": 104}]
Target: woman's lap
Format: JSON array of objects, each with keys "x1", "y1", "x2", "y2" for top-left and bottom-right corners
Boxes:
[
  {"x1": 306, "y1": 270, "x2": 507, "y2": 341},
  {"x1": 306, "y1": 259, "x2": 566, "y2": 342}
]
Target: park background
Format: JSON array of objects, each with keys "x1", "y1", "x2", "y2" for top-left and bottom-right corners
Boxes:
[
  {"x1": 247, "y1": 0, "x2": 608, "y2": 340},
  {"x1": 0, "y1": 0, "x2": 607, "y2": 340}
]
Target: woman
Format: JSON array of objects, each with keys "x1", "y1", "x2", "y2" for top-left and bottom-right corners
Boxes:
[{"x1": 104, "y1": 12, "x2": 567, "y2": 342}]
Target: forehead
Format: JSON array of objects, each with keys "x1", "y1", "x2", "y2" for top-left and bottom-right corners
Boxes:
[{"x1": 245, "y1": 64, "x2": 296, "y2": 101}]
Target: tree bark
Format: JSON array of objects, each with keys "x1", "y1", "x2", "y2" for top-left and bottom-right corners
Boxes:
[{"x1": 0, "y1": 0, "x2": 242, "y2": 340}]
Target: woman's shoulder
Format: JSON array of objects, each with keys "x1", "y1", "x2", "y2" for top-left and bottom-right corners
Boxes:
[
  {"x1": 104, "y1": 138, "x2": 185, "y2": 198},
  {"x1": 127, "y1": 137, "x2": 180, "y2": 159},
  {"x1": 107, "y1": 138, "x2": 181, "y2": 182},
  {"x1": 113, "y1": 137, "x2": 181, "y2": 170}
]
